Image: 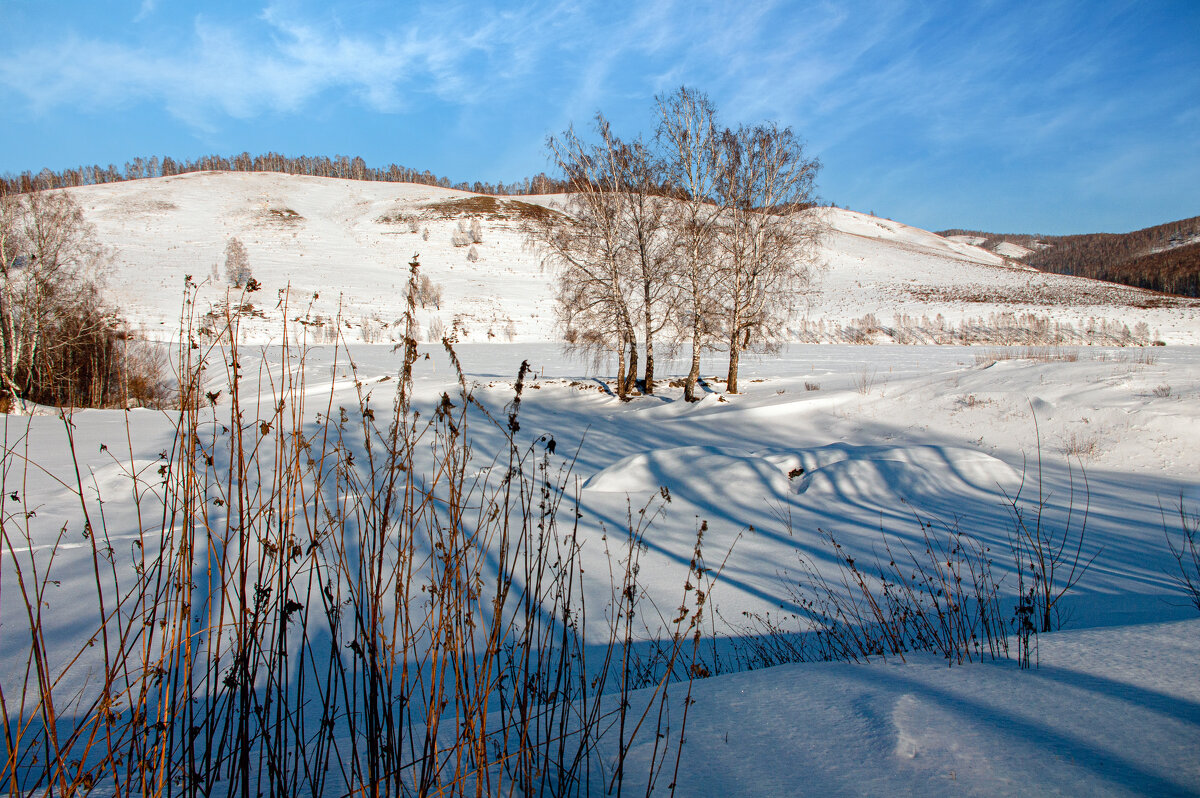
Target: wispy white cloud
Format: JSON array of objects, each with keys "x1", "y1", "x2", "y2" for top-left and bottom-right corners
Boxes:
[
  {"x1": 2, "y1": 0, "x2": 1195, "y2": 232},
  {"x1": 134, "y1": 0, "x2": 158, "y2": 22},
  {"x1": 0, "y1": 1, "x2": 569, "y2": 128}
]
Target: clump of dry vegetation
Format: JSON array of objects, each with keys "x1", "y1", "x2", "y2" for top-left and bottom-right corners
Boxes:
[
  {"x1": 741, "y1": 519, "x2": 1009, "y2": 667},
  {"x1": 423, "y1": 195, "x2": 558, "y2": 222},
  {"x1": 0, "y1": 261, "x2": 721, "y2": 796},
  {"x1": 377, "y1": 210, "x2": 421, "y2": 232},
  {"x1": 791, "y1": 313, "x2": 1157, "y2": 347},
  {"x1": 1059, "y1": 430, "x2": 1102, "y2": 460},
  {"x1": 974, "y1": 347, "x2": 1080, "y2": 366},
  {"x1": 740, "y1": 447, "x2": 1093, "y2": 672},
  {"x1": 265, "y1": 206, "x2": 303, "y2": 224}
]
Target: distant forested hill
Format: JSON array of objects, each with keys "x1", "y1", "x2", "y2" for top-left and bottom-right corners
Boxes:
[{"x1": 939, "y1": 216, "x2": 1200, "y2": 297}]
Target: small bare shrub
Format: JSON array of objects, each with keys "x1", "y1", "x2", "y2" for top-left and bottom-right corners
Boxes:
[
  {"x1": 421, "y1": 226, "x2": 430, "y2": 241},
  {"x1": 427, "y1": 315, "x2": 445, "y2": 342},
  {"x1": 854, "y1": 366, "x2": 877, "y2": 394},
  {"x1": 469, "y1": 218, "x2": 483, "y2": 243},
  {"x1": 958, "y1": 394, "x2": 993, "y2": 409},
  {"x1": 804, "y1": 381, "x2": 820, "y2": 391},
  {"x1": 1027, "y1": 346, "x2": 1078, "y2": 362},
  {"x1": 378, "y1": 211, "x2": 418, "y2": 230},
  {"x1": 1163, "y1": 499, "x2": 1200, "y2": 612},
  {"x1": 121, "y1": 339, "x2": 171, "y2": 408},
  {"x1": 743, "y1": 517, "x2": 1008, "y2": 667},
  {"x1": 1152, "y1": 384, "x2": 1171, "y2": 398},
  {"x1": 1005, "y1": 430, "x2": 1096, "y2": 635},
  {"x1": 466, "y1": 244, "x2": 479, "y2": 262},
  {"x1": 359, "y1": 315, "x2": 381, "y2": 343},
  {"x1": 1059, "y1": 430, "x2": 1101, "y2": 460},
  {"x1": 976, "y1": 347, "x2": 1078, "y2": 365}
]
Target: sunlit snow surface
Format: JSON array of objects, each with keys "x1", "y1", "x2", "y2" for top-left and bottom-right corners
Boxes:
[
  {"x1": 5, "y1": 172, "x2": 1200, "y2": 794},
  {"x1": 5, "y1": 341, "x2": 1199, "y2": 795}
]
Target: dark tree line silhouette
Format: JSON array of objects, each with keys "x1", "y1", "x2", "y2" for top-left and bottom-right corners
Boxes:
[
  {"x1": 1095, "y1": 241, "x2": 1200, "y2": 298},
  {"x1": 0, "y1": 152, "x2": 573, "y2": 198},
  {"x1": 940, "y1": 215, "x2": 1200, "y2": 298}
]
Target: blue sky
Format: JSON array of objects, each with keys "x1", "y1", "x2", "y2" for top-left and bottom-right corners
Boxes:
[{"x1": 1, "y1": 0, "x2": 1196, "y2": 234}]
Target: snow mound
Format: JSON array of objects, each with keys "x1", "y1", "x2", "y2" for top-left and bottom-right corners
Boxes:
[
  {"x1": 580, "y1": 443, "x2": 1018, "y2": 510},
  {"x1": 582, "y1": 445, "x2": 790, "y2": 496},
  {"x1": 789, "y1": 444, "x2": 1020, "y2": 502}
]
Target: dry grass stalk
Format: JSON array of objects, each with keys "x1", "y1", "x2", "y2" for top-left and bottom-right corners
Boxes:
[{"x1": 1, "y1": 261, "x2": 717, "y2": 796}]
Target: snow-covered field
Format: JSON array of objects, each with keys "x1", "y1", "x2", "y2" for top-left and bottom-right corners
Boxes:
[{"x1": 4, "y1": 173, "x2": 1199, "y2": 795}]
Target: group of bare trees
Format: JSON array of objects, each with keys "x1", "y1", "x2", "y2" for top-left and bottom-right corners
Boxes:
[
  {"x1": 528, "y1": 87, "x2": 822, "y2": 400},
  {"x1": 0, "y1": 191, "x2": 158, "y2": 410}
]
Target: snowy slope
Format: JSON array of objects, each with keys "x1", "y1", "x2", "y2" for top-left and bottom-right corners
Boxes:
[
  {"x1": 71, "y1": 171, "x2": 554, "y2": 343},
  {"x1": 815, "y1": 210, "x2": 1198, "y2": 343},
  {"x1": 65, "y1": 172, "x2": 1200, "y2": 345}
]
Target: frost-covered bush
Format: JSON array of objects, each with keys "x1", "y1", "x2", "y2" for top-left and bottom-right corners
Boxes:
[
  {"x1": 224, "y1": 236, "x2": 253, "y2": 288},
  {"x1": 427, "y1": 315, "x2": 445, "y2": 342},
  {"x1": 417, "y1": 275, "x2": 443, "y2": 309}
]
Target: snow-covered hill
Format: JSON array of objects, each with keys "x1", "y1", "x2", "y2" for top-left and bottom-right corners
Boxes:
[{"x1": 66, "y1": 172, "x2": 1200, "y2": 345}]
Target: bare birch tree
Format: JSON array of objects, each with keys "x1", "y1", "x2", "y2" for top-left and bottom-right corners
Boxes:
[
  {"x1": 656, "y1": 87, "x2": 725, "y2": 402},
  {"x1": 0, "y1": 190, "x2": 112, "y2": 410},
  {"x1": 613, "y1": 136, "x2": 673, "y2": 395},
  {"x1": 526, "y1": 118, "x2": 637, "y2": 399},
  {"x1": 717, "y1": 123, "x2": 822, "y2": 393}
]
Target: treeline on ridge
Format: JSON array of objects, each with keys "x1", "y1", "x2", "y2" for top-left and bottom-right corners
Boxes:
[{"x1": 0, "y1": 152, "x2": 574, "y2": 198}]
